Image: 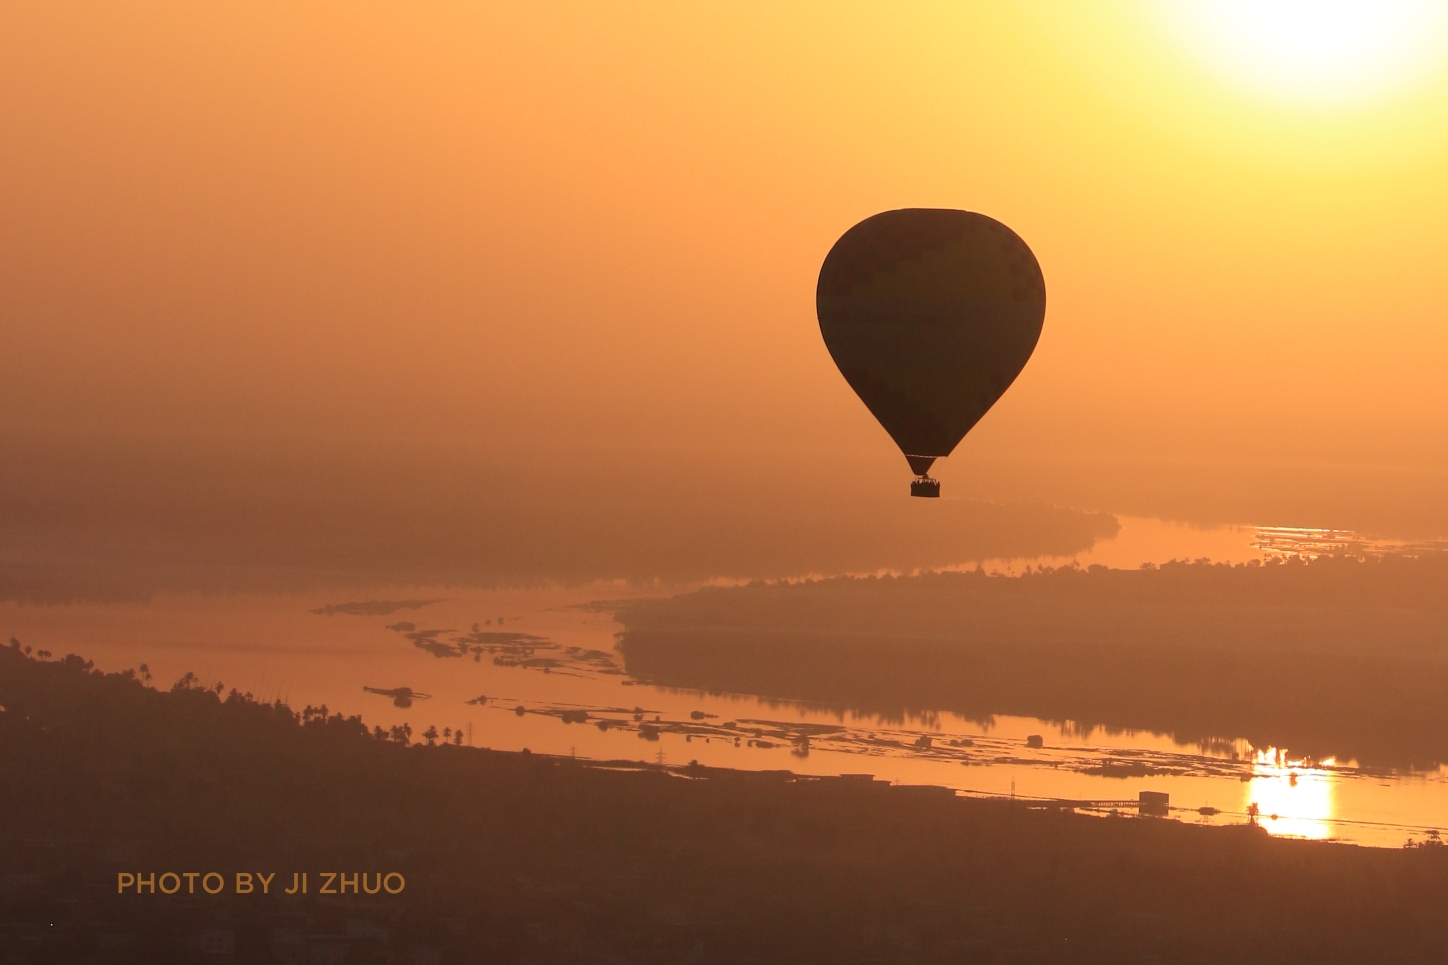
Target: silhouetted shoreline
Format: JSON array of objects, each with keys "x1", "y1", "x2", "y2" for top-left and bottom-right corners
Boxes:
[{"x1": 3, "y1": 640, "x2": 1447, "y2": 963}]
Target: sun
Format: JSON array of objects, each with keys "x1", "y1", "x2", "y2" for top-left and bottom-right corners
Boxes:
[{"x1": 1156, "y1": 0, "x2": 1448, "y2": 105}]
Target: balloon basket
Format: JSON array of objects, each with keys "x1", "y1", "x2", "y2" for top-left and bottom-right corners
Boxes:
[{"x1": 910, "y1": 477, "x2": 940, "y2": 498}]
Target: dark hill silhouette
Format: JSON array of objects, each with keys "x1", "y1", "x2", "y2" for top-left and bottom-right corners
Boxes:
[{"x1": 4, "y1": 641, "x2": 1447, "y2": 962}]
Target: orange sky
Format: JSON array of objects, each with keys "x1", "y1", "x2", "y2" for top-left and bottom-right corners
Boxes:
[{"x1": 5, "y1": 2, "x2": 1448, "y2": 540}]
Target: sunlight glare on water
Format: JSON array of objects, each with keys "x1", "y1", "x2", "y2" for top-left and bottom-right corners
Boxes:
[{"x1": 1246, "y1": 747, "x2": 1336, "y2": 840}]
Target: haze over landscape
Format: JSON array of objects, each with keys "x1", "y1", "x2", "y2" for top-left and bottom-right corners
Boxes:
[
  {"x1": 7, "y1": 3, "x2": 1448, "y2": 593},
  {"x1": 4, "y1": 4, "x2": 1448, "y2": 961}
]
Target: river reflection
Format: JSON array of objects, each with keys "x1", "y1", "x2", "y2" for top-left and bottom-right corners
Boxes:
[
  {"x1": 1246, "y1": 748, "x2": 1336, "y2": 841},
  {"x1": 5, "y1": 576, "x2": 1446, "y2": 849}
]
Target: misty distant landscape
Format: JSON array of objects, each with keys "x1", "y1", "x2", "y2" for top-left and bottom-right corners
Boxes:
[{"x1": 0, "y1": 435, "x2": 1118, "y2": 601}]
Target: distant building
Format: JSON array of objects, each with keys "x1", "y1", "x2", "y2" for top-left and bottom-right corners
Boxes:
[{"x1": 1139, "y1": 791, "x2": 1170, "y2": 817}]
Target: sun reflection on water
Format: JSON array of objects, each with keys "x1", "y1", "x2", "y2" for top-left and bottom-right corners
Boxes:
[{"x1": 1246, "y1": 747, "x2": 1337, "y2": 840}]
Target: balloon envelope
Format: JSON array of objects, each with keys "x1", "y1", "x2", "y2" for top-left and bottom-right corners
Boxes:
[{"x1": 816, "y1": 209, "x2": 1045, "y2": 480}]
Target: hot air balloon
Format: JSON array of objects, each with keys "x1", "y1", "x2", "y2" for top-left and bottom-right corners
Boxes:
[{"x1": 817, "y1": 209, "x2": 1045, "y2": 497}]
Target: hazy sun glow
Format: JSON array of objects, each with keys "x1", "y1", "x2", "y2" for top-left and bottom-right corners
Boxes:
[{"x1": 1159, "y1": 0, "x2": 1448, "y2": 104}]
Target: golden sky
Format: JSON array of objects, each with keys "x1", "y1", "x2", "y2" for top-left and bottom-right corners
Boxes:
[{"x1": 5, "y1": 2, "x2": 1448, "y2": 535}]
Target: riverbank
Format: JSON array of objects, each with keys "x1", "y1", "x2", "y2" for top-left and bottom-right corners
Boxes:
[{"x1": 2, "y1": 642, "x2": 1445, "y2": 963}]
